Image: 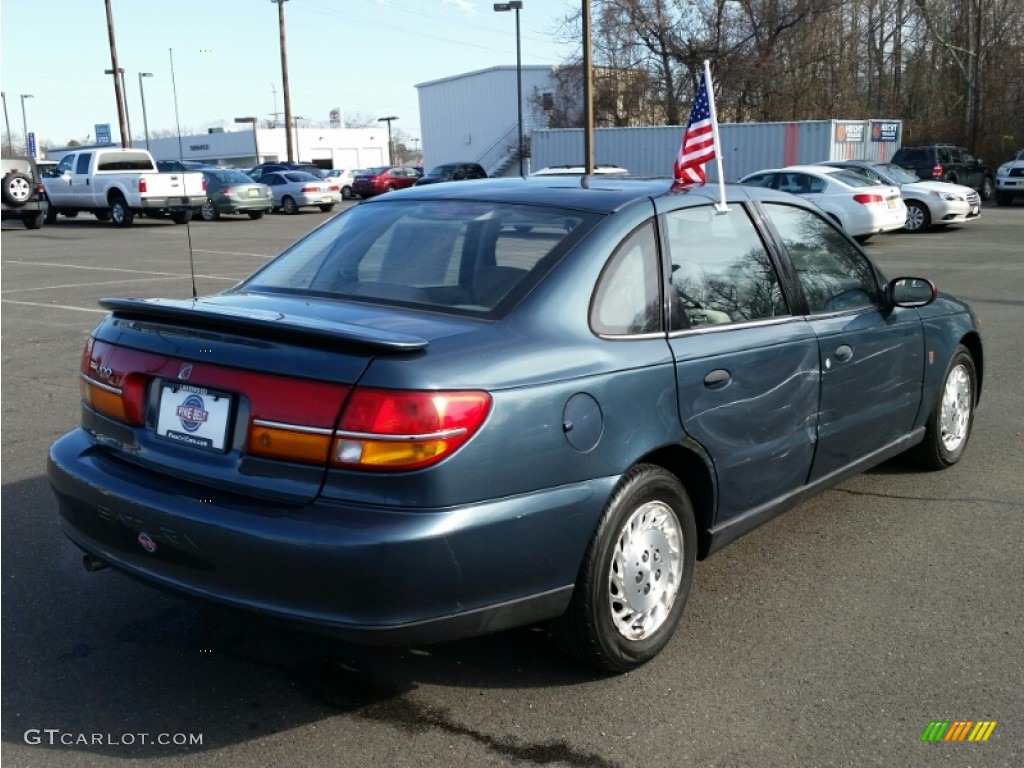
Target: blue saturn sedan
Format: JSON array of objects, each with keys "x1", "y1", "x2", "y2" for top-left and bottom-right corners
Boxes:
[{"x1": 49, "y1": 177, "x2": 982, "y2": 672}]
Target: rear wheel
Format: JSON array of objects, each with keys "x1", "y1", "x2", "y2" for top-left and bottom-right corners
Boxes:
[
  {"x1": 21, "y1": 210, "x2": 44, "y2": 229},
  {"x1": 341, "y1": 186, "x2": 352, "y2": 200},
  {"x1": 383, "y1": 184, "x2": 396, "y2": 193},
  {"x1": 199, "y1": 200, "x2": 219, "y2": 221},
  {"x1": 170, "y1": 209, "x2": 193, "y2": 224},
  {"x1": 903, "y1": 201, "x2": 930, "y2": 232},
  {"x1": 282, "y1": 196, "x2": 298, "y2": 214},
  {"x1": 45, "y1": 206, "x2": 58, "y2": 224},
  {"x1": 908, "y1": 345, "x2": 977, "y2": 470},
  {"x1": 109, "y1": 196, "x2": 134, "y2": 227},
  {"x1": 554, "y1": 464, "x2": 696, "y2": 672}
]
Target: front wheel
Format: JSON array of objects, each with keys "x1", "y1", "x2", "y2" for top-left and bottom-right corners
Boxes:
[
  {"x1": 908, "y1": 345, "x2": 977, "y2": 470},
  {"x1": 980, "y1": 177, "x2": 994, "y2": 201},
  {"x1": 995, "y1": 191, "x2": 1011, "y2": 207},
  {"x1": 903, "y1": 201, "x2": 930, "y2": 232},
  {"x1": 44, "y1": 206, "x2": 58, "y2": 224},
  {"x1": 554, "y1": 464, "x2": 696, "y2": 673}
]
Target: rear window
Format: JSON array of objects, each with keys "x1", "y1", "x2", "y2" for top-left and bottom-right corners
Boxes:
[
  {"x1": 284, "y1": 172, "x2": 319, "y2": 182},
  {"x1": 97, "y1": 152, "x2": 155, "y2": 171},
  {"x1": 240, "y1": 200, "x2": 601, "y2": 316},
  {"x1": 213, "y1": 171, "x2": 257, "y2": 184}
]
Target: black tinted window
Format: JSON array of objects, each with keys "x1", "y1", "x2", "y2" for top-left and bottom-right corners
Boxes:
[{"x1": 75, "y1": 153, "x2": 92, "y2": 175}]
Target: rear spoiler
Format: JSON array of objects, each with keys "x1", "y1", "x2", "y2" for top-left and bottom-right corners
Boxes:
[{"x1": 99, "y1": 297, "x2": 429, "y2": 352}]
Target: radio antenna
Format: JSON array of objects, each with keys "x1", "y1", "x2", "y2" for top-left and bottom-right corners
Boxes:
[{"x1": 169, "y1": 47, "x2": 198, "y2": 300}]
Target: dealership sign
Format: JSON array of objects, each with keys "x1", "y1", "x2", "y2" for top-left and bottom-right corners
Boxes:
[
  {"x1": 834, "y1": 122, "x2": 865, "y2": 143},
  {"x1": 871, "y1": 121, "x2": 900, "y2": 142}
]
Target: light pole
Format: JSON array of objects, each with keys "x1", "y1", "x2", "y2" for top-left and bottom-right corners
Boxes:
[
  {"x1": 272, "y1": 0, "x2": 294, "y2": 161},
  {"x1": 2, "y1": 92, "x2": 13, "y2": 155},
  {"x1": 105, "y1": 68, "x2": 131, "y2": 146},
  {"x1": 139, "y1": 72, "x2": 153, "y2": 150},
  {"x1": 493, "y1": 2, "x2": 524, "y2": 175},
  {"x1": 235, "y1": 117, "x2": 260, "y2": 164},
  {"x1": 20, "y1": 94, "x2": 33, "y2": 156},
  {"x1": 377, "y1": 116, "x2": 398, "y2": 165}
]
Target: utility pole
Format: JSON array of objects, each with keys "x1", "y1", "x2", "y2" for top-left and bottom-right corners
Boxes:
[
  {"x1": 377, "y1": 116, "x2": 399, "y2": 165},
  {"x1": 273, "y1": 0, "x2": 294, "y2": 162},
  {"x1": 104, "y1": 0, "x2": 129, "y2": 148},
  {"x1": 582, "y1": 0, "x2": 594, "y2": 174}
]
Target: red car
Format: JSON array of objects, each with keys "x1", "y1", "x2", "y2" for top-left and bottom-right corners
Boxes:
[{"x1": 351, "y1": 165, "x2": 421, "y2": 197}]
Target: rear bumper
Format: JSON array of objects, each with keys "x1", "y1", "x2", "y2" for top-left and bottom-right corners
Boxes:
[
  {"x1": 48, "y1": 429, "x2": 608, "y2": 644},
  {"x1": 139, "y1": 195, "x2": 207, "y2": 210},
  {"x1": 217, "y1": 198, "x2": 273, "y2": 214}
]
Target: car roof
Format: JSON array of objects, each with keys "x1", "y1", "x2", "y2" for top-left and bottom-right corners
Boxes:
[{"x1": 360, "y1": 176, "x2": 779, "y2": 214}]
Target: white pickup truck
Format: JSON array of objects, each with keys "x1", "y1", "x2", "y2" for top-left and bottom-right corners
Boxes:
[{"x1": 42, "y1": 148, "x2": 206, "y2": 227}]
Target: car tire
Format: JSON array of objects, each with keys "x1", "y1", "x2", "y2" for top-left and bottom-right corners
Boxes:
[
  {"x1": 170, "y1": 209, "x2": 193, "y2": 225},
  {"x1": 44, "y1": 206, "x2": 58, "y2": 224},
  {"x1": 903, "y1": 201, "x2": 930, "y2": 233},
  {"x1": 247, "y1": 210, "x2": 265, "y2": 220},
  {"x1": 109, "y1": 196, "x2": 134, "y2": 227},
  {"x1": 384, "y1": 184, "x2": 395, "y2": 193},
  {"x1": 200, "y1": 200, "x2": 219, "y2": 222},
  {"x1": 282, "y1": 196, "x2": 298, "y2": 214},
  {"x1": 908, "y1": 344, "x2": 977, "y2": 470},
  {"x1": 2, "y1": 172, "x2": 32, "y2": 207},
  {"x1": 95, "y1": 210, "x2": 111, "y2": 221},
  {"x1": 853, "y1": 234, "x2": 872, "y2": 244},
  {"x1": 21, "y1": 210, "x2": 44, "y2": 229},
  {"x1": 341, "y1": 186, "x2": 352, "y2": 200},
  {"x1": 554, "y1": 464, "x2": 696, "y2": 673},
  {"x1": 994, "y1": 191, "x2": 1011, "y2": 207},
  {"x1": 980, "y1": 176, "x2": 994, "y2": 201},
  {"x1": 64, "y1": 210, "x2": 79, "y2": 218},
  {"x1": 319, "y1": 204, "x2": 335, "y2": 212}
]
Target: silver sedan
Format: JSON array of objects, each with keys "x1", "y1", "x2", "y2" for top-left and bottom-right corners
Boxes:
[{"x1": 262, "y1": 171, "x2": 341, "y2": 214}]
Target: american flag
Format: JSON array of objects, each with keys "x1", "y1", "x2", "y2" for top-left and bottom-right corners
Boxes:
[{"x1": 673, "y1": 71, "x2": 717, "y2": 186}]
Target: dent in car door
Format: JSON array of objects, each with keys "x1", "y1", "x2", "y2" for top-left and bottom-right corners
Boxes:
[
  {"x1": 663, "y1": 204, "x2": 819, "y2": 520},
  {"x1": 764, "y1": 202, "x2": 924, "y2": 480}
]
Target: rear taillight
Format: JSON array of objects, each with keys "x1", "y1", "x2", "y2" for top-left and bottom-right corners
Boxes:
[
  {"x1": 853, "y1": 193, "x2": 884, "y2": 205},
  {"x1": 328, "y1": 185, "x2": 340, "y2": 192},
  {"x1": 202, "y1": 177, "x2": 207, "y2": 192},
  {"x1": 222, "y1": 187, "x2": 235, "y2": 196},
  {"x1": 79, "y1": 339, "x2": 146, "y2": 426},
  {"x1": 931, "y1": 164, "x2": 943, "y2": 179},
  {"x1": 301, "y1": 186, "x2": 319, "y2": 193},
  {"x1": 138, "y1": 177, "x2": 147, "y2": 193},
  {"x1": 332, "y1": 389, "x2": 491, "y2": 470}
]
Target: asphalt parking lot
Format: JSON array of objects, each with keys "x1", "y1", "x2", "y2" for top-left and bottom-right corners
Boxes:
[{"x1": 2, "y1": 202, "x2": 1022, "y2": 767}]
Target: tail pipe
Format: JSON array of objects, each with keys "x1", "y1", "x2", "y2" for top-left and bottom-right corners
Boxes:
[{"x1": 82, "y1": 554, "x2": 109, "y2": 572}]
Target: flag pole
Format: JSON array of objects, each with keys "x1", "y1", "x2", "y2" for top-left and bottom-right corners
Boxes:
[{"x1": 704, "y1": 59, "x2": 729, "y2": 212}]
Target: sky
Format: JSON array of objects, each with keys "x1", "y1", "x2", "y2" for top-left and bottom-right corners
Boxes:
[{"x1": 0, "y1": 0, "x2": 580, "y2": 149}]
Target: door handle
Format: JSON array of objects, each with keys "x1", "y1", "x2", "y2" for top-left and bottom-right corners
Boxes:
[
  {"x1": 703, "y1": 369, "x2": 731, "y2": 389},
  {"x1": 834, "y1": 344, "x2": 853, "y2": 362}
]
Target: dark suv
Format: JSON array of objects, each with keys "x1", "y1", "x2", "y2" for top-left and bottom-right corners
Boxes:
[
  {"x1": 890, "y1": 144, "x2": 994, "y2": 200},
  {"x1": 414, "y1": 162, "x2": 487, "y2": 186},
  {"x1": 1, "y1": 155, "x2": 49, "y2": 229}
]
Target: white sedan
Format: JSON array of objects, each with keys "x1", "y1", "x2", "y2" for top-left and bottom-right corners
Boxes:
[
  {"x1": 740, "y1": 165, "x2": 906, "y2": 242},
  {"x1": 818, "y1": 160, "x2": 980, "y2": 232},
  {"x1": 261, "y1": 171, "x2": 341, "y2": 214}
]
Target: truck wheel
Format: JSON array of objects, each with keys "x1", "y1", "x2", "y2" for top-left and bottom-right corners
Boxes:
[
  {"x1": 170, "y1": 209, "x2": 193, "y2": 224},
  {"x1": 110, "y1": 196, "x2": 134, "y2": 227},
  {"x1": 2, "y1": 172, "x2": 32, "y2": 207},
  {"x1": 980, "y1": 177, "x2": 994, "y2": 201},
  {"x1": 995, "y1": 191, "x2": 1011, "y2": 207},
  {"x1": 45, "y1": 206, "x2": 58, "y2": 224},
  {"x1": 21, "y1": 210, "x2": 45, "y2": 229}
]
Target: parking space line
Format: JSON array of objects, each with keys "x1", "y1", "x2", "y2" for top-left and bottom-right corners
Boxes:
[
  {"x1": 1, "y1": 275, "x2": 226, "y2": 295},
  {"x1": 1, "y1": 260, "x2": 245, "y2": 280},
  {"x1": 194, "y1": 249, "x2": 274, "y2": 258},
  {"x1": 2, "y1": 299, "x2": 109, "y2": 314}
]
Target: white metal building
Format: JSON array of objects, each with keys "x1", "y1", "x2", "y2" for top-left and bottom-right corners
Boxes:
[
  {"x1": 531, "y1": 120, "x2": 904, "y2": 181},
  {"x1": 416, "y1": 66, "x2": 561, "y2": 176}
]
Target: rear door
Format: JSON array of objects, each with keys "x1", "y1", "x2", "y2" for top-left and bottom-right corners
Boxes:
[
  {"x1": 762, "y1": 202, "x2": 923, "y2": 480},
  {"x1": 662, "y1": 202, "x2": 820, "y2": 521}
]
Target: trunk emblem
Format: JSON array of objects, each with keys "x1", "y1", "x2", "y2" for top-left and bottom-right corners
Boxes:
[
  {"x1": 178, "y1": 363, "x2": 193, "y2": 381},
  {"x1": 137, "y1": 532, "x2": 158, "y2": 553}
]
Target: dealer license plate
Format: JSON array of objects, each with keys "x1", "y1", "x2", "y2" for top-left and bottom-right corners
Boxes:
[{"x1": 156, "y1": 383, "x2": 232, "y2": 452}]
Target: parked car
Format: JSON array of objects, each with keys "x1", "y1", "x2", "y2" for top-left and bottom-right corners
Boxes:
[
  {"x1": 351, "y1": 165, "x2": 420, "y2": 197},
  {"x1": 197, "y1": 169, "x2": 273, "y2": 221},
  {"x1": 49, "y1": 178, "x2": 982, "y2": 672},
  {"x1": 42, "y1": 148, "x2": 205, "y2": 227},
  {"x1": 261, "y1": 170, "x2": 339, "y2": 214},
  {"x1": 531, "y1": 165, "x2": 629, "y2": 176},
  {"x1": 994, "y1": 148, "x2": 1024, "y2": 206},
  {"x1": 413, "y1": 162, "x2": 487, "y2": 186},
  {"x1": 739, "y1": 165, "x2": 906, "y2": 242},
  {"x1": 246, "y1": 162, "x2": 322, "y2": 182},
  {"x1": 1, "y1": 155, "x2": 49, "y2": 229},
  {"x1": 889, "y1": 144, "x2": 994, "y2": 200},
  {"x1": 322, "y1": 168, "x2": 363, "y2": 199},
  {"x1": 819, "y1": 160, "x2": 980, "y2": 232},
  {"x1": 157, "y1": 160, "x2": 219, "y2": 173}
]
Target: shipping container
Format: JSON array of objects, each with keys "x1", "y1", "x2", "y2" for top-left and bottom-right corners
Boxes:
[{"x1": 531, "y1": 119, "x2": 903, "y2": 180}]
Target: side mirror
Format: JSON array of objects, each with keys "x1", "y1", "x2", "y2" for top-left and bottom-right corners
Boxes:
[{"x1": 888, "y1": 276, "x2": 937, "y2": 308}]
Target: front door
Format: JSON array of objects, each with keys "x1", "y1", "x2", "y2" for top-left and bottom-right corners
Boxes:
[{"x1": 763, "y1": 202, "x2": 924, "y2": 481}]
